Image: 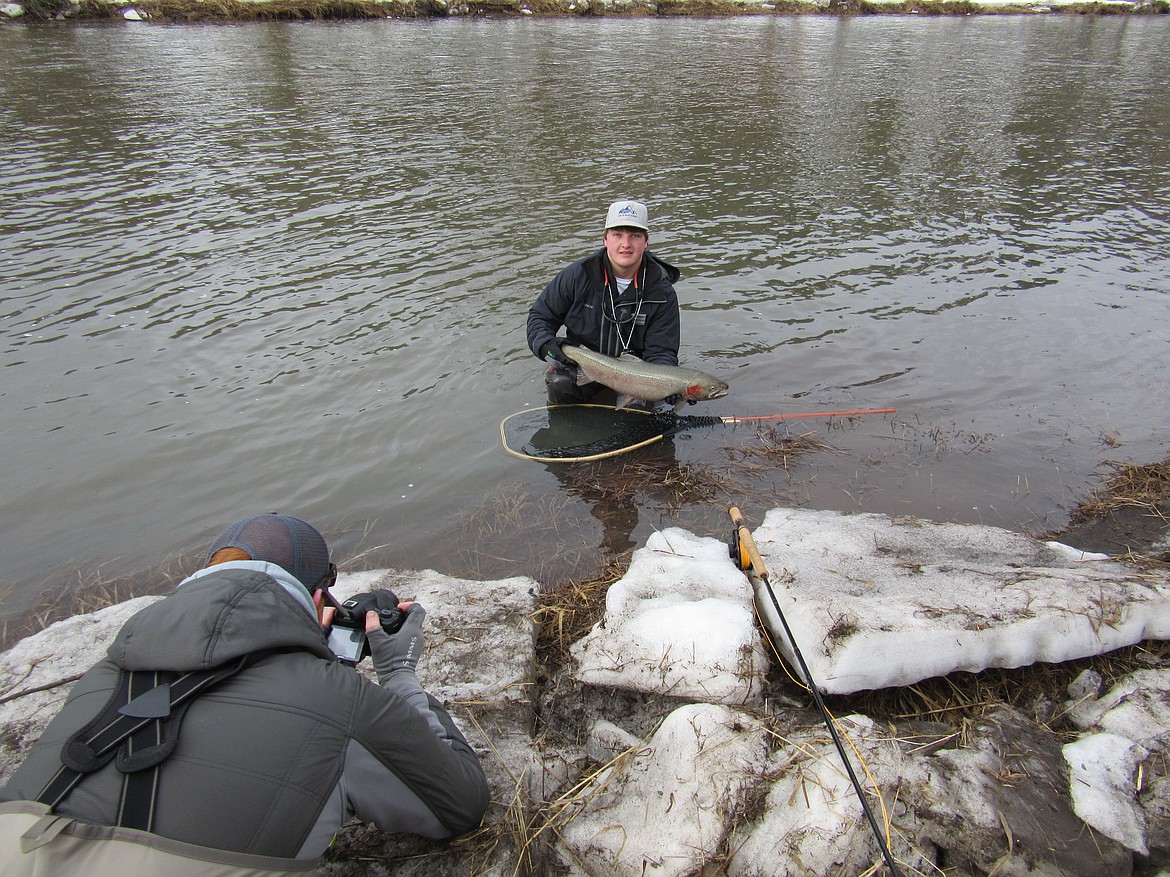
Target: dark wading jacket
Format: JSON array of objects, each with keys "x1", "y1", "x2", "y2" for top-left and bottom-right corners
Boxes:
[
  {"x1": 0, "y1": 566, "x2": 490, "y2": 876},
  {"x1": 527, "y1": 247, "x2": 682, "y2": 366}
]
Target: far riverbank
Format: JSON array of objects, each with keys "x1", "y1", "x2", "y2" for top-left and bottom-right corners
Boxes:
[{"x1": 3, "y1": 0, "x2": 1168, "y2": 23}]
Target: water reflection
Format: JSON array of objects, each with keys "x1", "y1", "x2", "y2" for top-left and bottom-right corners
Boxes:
[
  {"x1": 1, "y1": 17, "x2": 1168, "y2": 632},
  {"x1": 526, "y1": 404, "x2": 689, "y2": 560}
]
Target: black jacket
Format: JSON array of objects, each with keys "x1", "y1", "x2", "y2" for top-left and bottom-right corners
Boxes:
[{"x1": 527, "y1": 247, "x2": 681, "y2": 366}]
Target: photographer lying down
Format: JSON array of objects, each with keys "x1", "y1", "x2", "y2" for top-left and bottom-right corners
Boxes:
[{"x1": 0, "y1": 513, "x2": 490, "y2": 876}]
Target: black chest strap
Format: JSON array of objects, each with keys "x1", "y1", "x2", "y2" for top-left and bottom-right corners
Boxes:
[{"x1": 35, "y1": 650, "x2": 275, "y2": 831}]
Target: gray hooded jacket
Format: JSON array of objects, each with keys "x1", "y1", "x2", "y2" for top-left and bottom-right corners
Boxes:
[{"x1": 0, "y1": 566, "x2": 490, "y2": 872}]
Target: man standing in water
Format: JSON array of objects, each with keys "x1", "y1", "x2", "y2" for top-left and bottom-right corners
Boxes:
[{"x1": 527, "y1": 199, "x2": 682, "y2": 405}]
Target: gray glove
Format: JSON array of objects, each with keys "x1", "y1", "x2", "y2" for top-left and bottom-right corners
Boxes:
[{"x1": 369, "y1": 603, "x2": 426, "y2": 680}]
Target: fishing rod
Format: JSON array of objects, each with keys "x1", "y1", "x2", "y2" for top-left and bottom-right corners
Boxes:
[
  {"x1": 729, "y1": 507, "x2": 904, "y2": 877},
  {"x1": 718, "y1": 407, "x2": 897, "y2": 424}
]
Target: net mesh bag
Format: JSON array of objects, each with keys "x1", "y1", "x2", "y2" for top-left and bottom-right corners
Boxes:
[{"x1": 518, "y1": 409, "x2": 723, "y2": 460}]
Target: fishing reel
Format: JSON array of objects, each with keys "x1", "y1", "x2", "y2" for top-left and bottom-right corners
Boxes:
[{"x1": 728, "y1": 516, "x2": 753, "y2": 572}]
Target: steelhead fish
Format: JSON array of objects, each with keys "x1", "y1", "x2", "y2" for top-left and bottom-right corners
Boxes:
[{"x1": 561, "y1": 345, "x2": 729, "y2": 411}]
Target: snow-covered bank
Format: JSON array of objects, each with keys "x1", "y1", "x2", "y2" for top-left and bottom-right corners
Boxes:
[
  {"x1": 2, "y1": 509, "x2": 1169, "y2": 875},
  {"x1": 750, "y1": 508, "x2": 1166, "y2": 694}
]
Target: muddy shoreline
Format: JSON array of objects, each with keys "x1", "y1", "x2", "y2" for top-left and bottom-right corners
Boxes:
[
  {"x1": 5, "y1": 0, "x2": 1168, "y2": 23},
  {"x1": 1045, "y1": 455, "x2": 1170, "y2": 565}
]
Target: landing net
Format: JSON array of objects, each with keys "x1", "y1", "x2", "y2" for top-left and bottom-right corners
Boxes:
[{"x1": 500, "y1": 404, "x2": 723, "y2": 463}]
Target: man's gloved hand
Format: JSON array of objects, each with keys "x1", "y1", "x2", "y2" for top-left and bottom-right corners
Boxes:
[
  {"x1": 661, "y1": 394, "x2": 697, "y2": 409},
  {"x1": 368, "y1": 603, "x2": 426, "y2": 678},
  {"x1": 539, "y1": 339, "x2": 571, "y2": 366}
]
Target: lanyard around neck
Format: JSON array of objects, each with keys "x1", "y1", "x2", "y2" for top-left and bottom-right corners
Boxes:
[{"x1": 602, "y1": 259, "x2": 646, "y2": 354}]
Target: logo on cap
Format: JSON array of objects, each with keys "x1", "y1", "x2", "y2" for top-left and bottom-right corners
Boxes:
[{"x1": 605, "y1": 200, "x2": 649, "y2": 232}]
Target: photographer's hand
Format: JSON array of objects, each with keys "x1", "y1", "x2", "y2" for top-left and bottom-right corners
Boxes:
[
  {"x1": 314, "y1": 590, "x2": 336, "y2": 628},
  {"x1": 366, "y1": 602, "x2": 448, "y2": 739},
  {"x1": 368, "y1": 602, "x2": 425, "y2": 680}
]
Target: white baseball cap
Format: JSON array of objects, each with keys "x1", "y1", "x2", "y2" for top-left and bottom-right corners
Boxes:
[{"x1": 604, "y1": 200, "x2": 649, "y2": 233}]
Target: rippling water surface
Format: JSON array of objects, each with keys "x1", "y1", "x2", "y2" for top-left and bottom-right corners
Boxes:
[{"x1": 2, "y1": 16, "x2": 1168, "y2": 629}]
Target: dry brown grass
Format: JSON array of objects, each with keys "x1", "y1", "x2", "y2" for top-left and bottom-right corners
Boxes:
[
  {"x1": 531, "y1": 560, "x2": 624, "y2": 670},
  {"x1": 1071, "y1": 455, "x2": 1170, "y2": 522},
  {"x1": 0, "y1": 557, "x2": 190, "y2": 652},
  {"x1": 61, "y1": 0, "x2": 790, "y2": 21}
]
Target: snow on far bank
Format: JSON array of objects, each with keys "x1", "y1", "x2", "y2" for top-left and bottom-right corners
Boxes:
[{"x1": 3, "y1": 0, "x2": 1164, "y2": 19}]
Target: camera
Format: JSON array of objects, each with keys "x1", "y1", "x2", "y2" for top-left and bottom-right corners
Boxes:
[{"x1": 327, "y1": 590, "x2": 407, "y2": 664}]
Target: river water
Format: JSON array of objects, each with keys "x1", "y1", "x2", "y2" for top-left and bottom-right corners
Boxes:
[{"x1": 2, "y1": 16, "x2": 1168, "y2": 632}]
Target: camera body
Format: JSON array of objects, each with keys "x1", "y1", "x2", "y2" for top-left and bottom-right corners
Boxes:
[{"x1": 327, "y1": 590, "x2": 407, "y2": 664}]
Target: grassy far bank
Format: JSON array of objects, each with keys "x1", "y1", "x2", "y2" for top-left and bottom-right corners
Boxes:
[{"x1": 3, "y1": 0, "x2": 1168, "y2": 23}]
